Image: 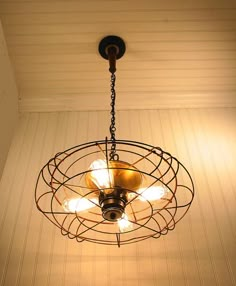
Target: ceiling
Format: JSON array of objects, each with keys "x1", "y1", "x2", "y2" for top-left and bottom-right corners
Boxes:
[{"x1": 0, "y1": 0, "x2": 236, "y2": 112}]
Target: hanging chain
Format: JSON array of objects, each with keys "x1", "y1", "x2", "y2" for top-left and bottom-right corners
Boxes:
[{"x1": 109, "y1": 73, "x2": 119, "y2": 161}]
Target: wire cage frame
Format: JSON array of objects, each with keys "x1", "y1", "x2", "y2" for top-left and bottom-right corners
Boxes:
[{"x1": 35, "y1": 139, "x2": 194, "y2": 247}]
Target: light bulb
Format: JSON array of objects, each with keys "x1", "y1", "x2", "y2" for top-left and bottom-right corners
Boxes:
[
  {"x1": 86, "y1": 159, "x2": 113, "y2": 189},
  {"x1": 118, "y1": 214, "x2": 133, "y2": 232},
  {"x1": 63, "y1": 197, "x2": 98, "y2": 212},
  {"x1": 138, "y1": 186, "x2": 167, "y2": 201},
  {"x1": 85, "y1": 159, "x2": 142, "y2": 193}
]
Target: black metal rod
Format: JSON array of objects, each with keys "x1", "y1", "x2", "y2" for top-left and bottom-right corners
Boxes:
[{"x1": 107, "y1": 46, "x2": 118, "y2": 74}]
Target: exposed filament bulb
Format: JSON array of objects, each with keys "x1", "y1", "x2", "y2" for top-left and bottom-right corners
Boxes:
[
  {"x1": 63, "y1": 197, "x2": 98, "y2": 212},
  {"x1": 118, "y1": 214, "x2": 133, "y2": 232},
  {"x1": 139, "y1": 186, "x2": 168, "y2": 201}
]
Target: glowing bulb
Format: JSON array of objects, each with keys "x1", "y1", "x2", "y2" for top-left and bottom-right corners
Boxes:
[
  {"x1": 138, "y1": 186, "x2": 167, "y2": 201},
  {"x1": 87, "y1": 159, "x2": 113, "y2": 189},
  {"x1": 118, "y1": 214, "x2": 133, "y2": 232},
  {"x1": 85, "y1": 159, "x2": 142, "y2": 193},
  {"x1": 63, "y1": 197, "x2": 98, "y2": 212}
]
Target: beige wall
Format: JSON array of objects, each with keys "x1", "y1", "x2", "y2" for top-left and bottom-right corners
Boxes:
[
  {"x1": 0, "y1": 108, "x2": 235, "y2": 286},
  {"x1": 0, "y1": 20, "x2": 18, "y2": 179}
]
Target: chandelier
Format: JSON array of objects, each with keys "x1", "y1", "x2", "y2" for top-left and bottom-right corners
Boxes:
[{"x1": 35, "y1": 36, "x2": 194, "y2": 246}]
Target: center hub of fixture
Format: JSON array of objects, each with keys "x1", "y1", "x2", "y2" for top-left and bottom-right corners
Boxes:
[
  {"x1": 101, "y1": 198, "x2": 125, "y2": 221},
  {"x1": 99, "y1": 189, "x2": 128, "y2": 222}
]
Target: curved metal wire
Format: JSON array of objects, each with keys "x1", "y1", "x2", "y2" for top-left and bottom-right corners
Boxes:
[{"x1": 35, "y1": 139, "x2": 194, "y2": 246}]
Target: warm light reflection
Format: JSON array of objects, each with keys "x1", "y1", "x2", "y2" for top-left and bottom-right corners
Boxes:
[
  {"x1": 85, "y1": 159, "x2": 143, "y2": 193},
  {"x1": 118, "y1": 214, "x2": 133, "y2": 232},
  {"x1": 138, "y1": 186, "x2": 167, "y2": 201},
  {"x1": 88, "y1": 159, "x2": 113, "y2": 189},
  {"x1": 63, "y1": 197, "x2": 98, "y2": 212}
]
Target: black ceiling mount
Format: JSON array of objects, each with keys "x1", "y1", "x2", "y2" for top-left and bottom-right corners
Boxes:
[
  {"x1": 99, "y1": 35, "x2": 126, "y2": 60},
  {"x1": 99, "y1": 36, "x2": 126, "y2": 73}
]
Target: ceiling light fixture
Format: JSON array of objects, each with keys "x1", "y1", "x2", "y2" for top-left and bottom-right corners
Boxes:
[{"x1": 35, "y1": 35, "x2": 194, "y2": 247}]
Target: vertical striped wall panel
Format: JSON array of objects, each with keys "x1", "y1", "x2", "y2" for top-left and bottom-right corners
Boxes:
[
  {"x1": 0, "y1": 21, "x2": 18, "y2": 179},
  {"x1": 0, "y1": 108, "x2": 235, "y2": 286}
]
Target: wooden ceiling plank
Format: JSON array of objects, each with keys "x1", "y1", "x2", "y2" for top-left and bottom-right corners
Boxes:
[
  {"x1": 13, "y1": 59, "x2": 236, "y2": 73},
  {"x1": 16, "y1": 68, "x2": 236, "y2": 82},
  {"x1": 5, "y1": 31, "x2": 236, "y2": 46},
  {"x1": 1, "y1": 9, "x2": 236, "y2": 25},
  {"x1": 3, "y1": 20, "x2": 236, "y2": 36},
  {"x1": 0, "y1": 0, "x2": 236, "y2": 14}
]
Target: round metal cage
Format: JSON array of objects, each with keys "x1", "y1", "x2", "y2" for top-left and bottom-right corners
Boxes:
[{"x1": 35, "y1": 139, "x2": 194, "y2": 246}]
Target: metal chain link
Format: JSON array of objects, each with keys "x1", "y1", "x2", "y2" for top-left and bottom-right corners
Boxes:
[{"x1": 109, "y1": 73, "x2": 119, "y2": 161}]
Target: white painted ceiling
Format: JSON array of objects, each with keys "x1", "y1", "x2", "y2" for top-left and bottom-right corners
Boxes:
[{"x1": 0, "y1": 0, "x2": 236, "y2": 112}]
